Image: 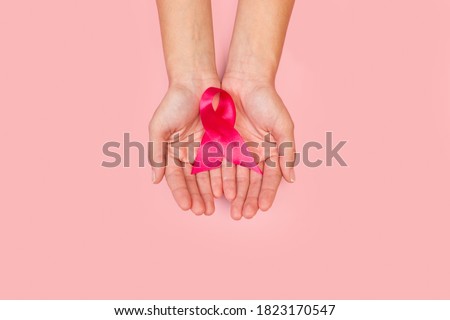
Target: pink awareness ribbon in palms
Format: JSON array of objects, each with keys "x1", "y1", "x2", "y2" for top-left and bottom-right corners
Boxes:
[{"x1": 191, "y1": 87, "x2": 262, "y2": 175}]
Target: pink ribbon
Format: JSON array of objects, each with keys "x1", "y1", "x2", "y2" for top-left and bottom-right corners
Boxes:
[{"x1": 191, "y1": 87, "x2": 262, "y2": 175}]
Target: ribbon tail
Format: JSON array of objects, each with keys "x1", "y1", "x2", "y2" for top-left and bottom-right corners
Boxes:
[
  {"x1": 226, "y1": 130, "x2": 262, "y2": 174},
  {"x1": 191, "y1": 132, "x2": 223, "y2": 174}
]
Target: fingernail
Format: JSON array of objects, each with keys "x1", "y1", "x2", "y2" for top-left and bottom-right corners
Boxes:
[
  {"x1": 152, "y1": 169, "x2": 156, "y2": 183},
  {"x1": 290, "y1": 169, "x2": 296, "y2": 183}
]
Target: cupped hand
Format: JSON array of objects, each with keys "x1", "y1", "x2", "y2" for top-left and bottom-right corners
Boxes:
[
  {"x1": 149, "y1": 79, "x2": 223, "y2": 215},
  {"x1": 221, "y1": 77, "x2": 296, "y2": 220}
]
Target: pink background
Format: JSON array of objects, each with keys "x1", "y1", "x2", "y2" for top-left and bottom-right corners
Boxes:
[{"x1": 1, "y1": 0, "x2": 449, "y2": 299}]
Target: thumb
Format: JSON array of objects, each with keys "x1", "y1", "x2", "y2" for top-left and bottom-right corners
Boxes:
[
  {"x1": 148, "y1": 124, "x2": 168, "y2": 184},
  {"x1": 271, "y1": 118, "x2": 296, "y2": 183}
]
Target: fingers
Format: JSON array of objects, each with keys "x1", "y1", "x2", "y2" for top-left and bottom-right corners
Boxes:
[
  {"x1": 222, "y1": 160, "x2": 236, "y2": 201},
  {"x1": 259, "y1": 157, "x2": 282, "y2": 211},
  {"x1": 183, "y1": 164, "x2": 206, "y2": 215},
  {"x1": 209, "y1": 167, "x2": 223, "y2": 198},
  {"x1": 230, "y1": 166, "x2": 250, "y2": 220},
  {"x1": 196, "y1": 171, "x2": 215, "y2": 215},
  {"x1": 242, "y1": 169, "x2": 262, "y2": 219},
  {"x1": 164, "y1": 153, "x2": 277, "y2": 218},
  {"x1": 165, "y1": 162, "x2": 191, "y2": 211}
]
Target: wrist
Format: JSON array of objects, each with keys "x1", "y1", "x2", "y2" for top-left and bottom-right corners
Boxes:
[
  {"x1": 166, "y1": 50, "x2": 219, "y2": 87},
  {"x1": 168, "y1": 73, "x2": 220, "y2": 96},
  {"x1": 224, "y1": 57, "x2": 277, "y2": 85},
  {"x1": 224, "y1": 35, "x2": 280, "y2": 84},
  {"x1": 168, "y1": 68, "x2": 219, "y2": 86},
  {"x1": 222, "y1": 70, "x2": 275, "y2": 97}
]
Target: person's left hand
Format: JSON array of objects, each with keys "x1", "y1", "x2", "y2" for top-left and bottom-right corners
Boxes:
[{"x1": 221, "y1": 77, "x2": 296, "y2": 220}]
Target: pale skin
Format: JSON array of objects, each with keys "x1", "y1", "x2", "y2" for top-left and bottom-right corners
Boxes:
[{"x1": 150, "y1": 0, "x2": 296, "y2": 219}]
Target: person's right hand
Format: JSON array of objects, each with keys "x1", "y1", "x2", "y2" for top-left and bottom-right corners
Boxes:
[{"x1": 149, "y1": 78, "x2": 222, "y2": 215}]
